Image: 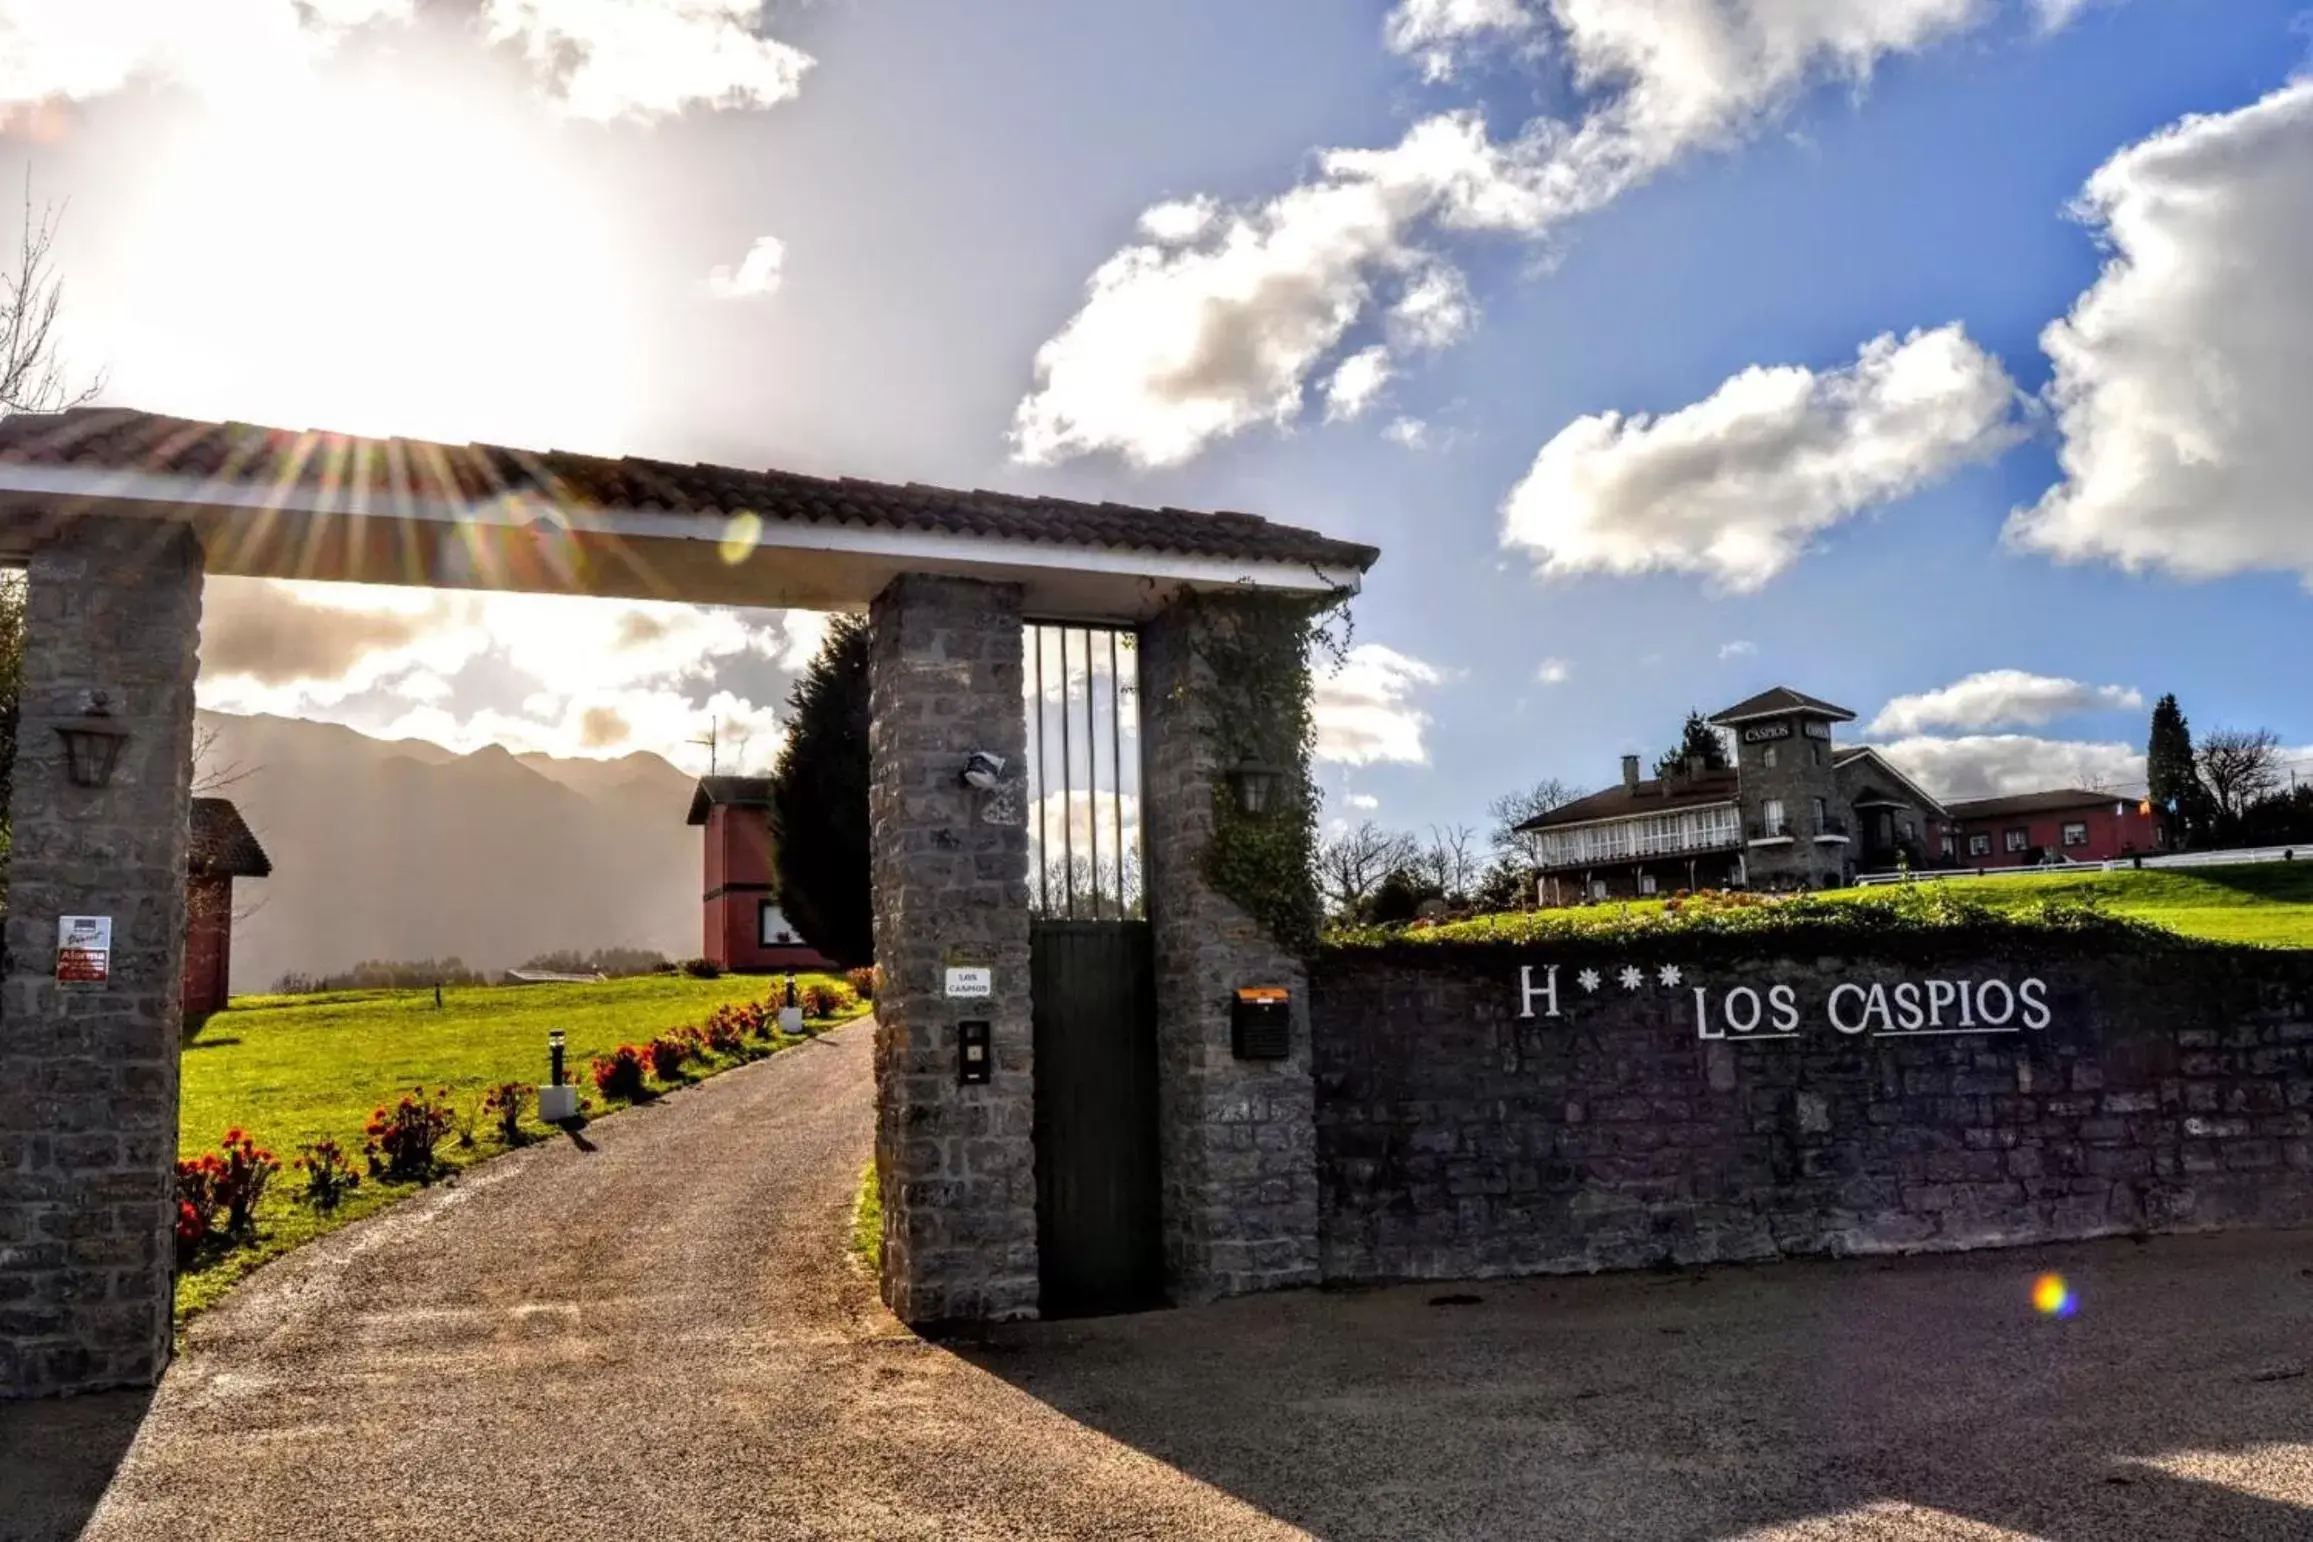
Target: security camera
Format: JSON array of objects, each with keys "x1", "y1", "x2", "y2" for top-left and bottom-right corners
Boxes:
[{"x1": 960, "y1": 751, "x2": 1007, "y2": 792}]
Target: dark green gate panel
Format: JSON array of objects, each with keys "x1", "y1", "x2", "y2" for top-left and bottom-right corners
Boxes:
[{"x1": 1031, "y1": 919, "x2": 1163, "y2": 1316}]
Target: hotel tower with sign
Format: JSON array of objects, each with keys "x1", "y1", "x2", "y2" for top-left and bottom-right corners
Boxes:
[{"x1": 1517, "y1": 687, "x2": 1954, "y2": 905}]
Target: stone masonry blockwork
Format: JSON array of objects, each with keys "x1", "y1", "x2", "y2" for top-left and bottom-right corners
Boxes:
[
  {"x1": 0, "y1": 519, "x2": 203, "y2": 1398},
  {"x1": 1313, "y1": 943, "x2": 2313, "y2": 1284},
  {"x1": 867, "y1": 575, "x2": 1038, "y2": 1323},
  {"x1": 1139, "y1": 595, "x2": 1320, "y2": 1300}
]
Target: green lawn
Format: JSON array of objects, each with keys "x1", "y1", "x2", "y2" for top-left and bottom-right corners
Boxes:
[
  {"x1": 1855, "y1": 862, "x2": 2313, "y2": 947},
  {"x1": 176, "y1": 972, "x2": 868, "y2": 1318},
  {"x1": 1385, "y1": 861, "x2": 2313, "y2": 951}
]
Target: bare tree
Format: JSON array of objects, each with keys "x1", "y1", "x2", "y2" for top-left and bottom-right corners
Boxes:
[
  {"x1": 1316, "y1": 821, "x2": 1418, "y2": 918},
  {"x1": 2, "y1": 176, "x2": 102, "y2": 417},
  {"x1": 2198, "y1": 727, "x2": 2283, "y2": 820},
  {"x1": 1413, "y1": 823, "x2": 1479, "y2": 900},
  {"x1": 1487, "y1": 777, "x2": 1579, "y2": 867}
]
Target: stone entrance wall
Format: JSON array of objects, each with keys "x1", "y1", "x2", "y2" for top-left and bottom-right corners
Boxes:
[
  {"x1": 0, "y1": 520, "x2": 204, "y2": 1397},
  {"x1": 1311, "y1": 941, "x2": 2313, "y2": 1283},
  {"x1": 866, "y1": 574, "x2": 1038, "y2": 1325}
]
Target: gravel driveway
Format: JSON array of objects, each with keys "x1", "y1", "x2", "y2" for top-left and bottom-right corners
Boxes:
[{"x1": 5, "y1": 1018, "x2": 2313, "y2": 1540}]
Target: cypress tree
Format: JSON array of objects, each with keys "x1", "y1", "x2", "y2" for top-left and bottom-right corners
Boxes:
[
  {"x1": 768, "y1": 615, "x2": 875, "y2": 967},
  {"x1": 2145, "y1": 693, "x2": 2202, "y2": 848}
]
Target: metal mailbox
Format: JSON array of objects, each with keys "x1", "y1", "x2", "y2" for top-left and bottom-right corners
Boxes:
[{"x1": 1230, "y1": 986, "x2": 1292, "y2": 1061}]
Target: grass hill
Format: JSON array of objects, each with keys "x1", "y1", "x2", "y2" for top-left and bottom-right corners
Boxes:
[{"x1": 1871, "y1": 862, "x2": 2313, "y2": 947}]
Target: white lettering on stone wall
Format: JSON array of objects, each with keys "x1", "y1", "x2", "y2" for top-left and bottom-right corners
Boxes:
[
  {"x1": 1519, "y1": 964, "x2": 1562, "y2": 1020},
  {"x1": 1514, "y1": 960, "x2": 2058, "y2": 1041}
]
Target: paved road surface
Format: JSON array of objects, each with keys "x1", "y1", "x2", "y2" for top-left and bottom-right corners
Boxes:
[{"x1": 4, "y1": 1018, "x2": 2312, "y2": 1539}]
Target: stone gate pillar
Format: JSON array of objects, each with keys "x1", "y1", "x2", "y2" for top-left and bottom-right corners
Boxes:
[
  {"x1": 867, "y1": 574, "x2": 1038, "y2": 1324},
  {"x1": 1139, "y1": 591, "x2": 1321, "y2": 1301},
  {"x1": 0, "y1": 519, "x2": 204, "y2": 1398}
]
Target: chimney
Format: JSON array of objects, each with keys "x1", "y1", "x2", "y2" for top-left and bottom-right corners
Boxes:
[
  {"x1": 1684, "y1": 754, "x2": 1703, "y2": 780},
  {"x1": 1621, "y1": 754, "x2": 1641, "y2": 791}
]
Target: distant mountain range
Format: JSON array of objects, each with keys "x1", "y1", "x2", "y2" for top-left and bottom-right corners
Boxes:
[{"x1": 196, "y1": 712, "x2": 707, "y2": 992}]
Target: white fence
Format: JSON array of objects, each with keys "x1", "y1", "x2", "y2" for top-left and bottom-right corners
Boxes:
[{"x1": 1856, "y1": 844, "x2": 2307, "y2": 887}]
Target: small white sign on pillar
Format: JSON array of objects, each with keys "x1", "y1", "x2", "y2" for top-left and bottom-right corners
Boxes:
[
  {"x1": 944, "y1": 966, "x2": 993, "y2": 999},
  {"x1": 56, "y1": 915, "x2": 112, "y2": 986}
]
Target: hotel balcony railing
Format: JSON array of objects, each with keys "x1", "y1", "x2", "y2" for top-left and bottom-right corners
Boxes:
[
  {"x1": 1536, "y1": 827, "x2": 1743, "y2": 870},
  {"x1": 1749, "y1": 821, "x2": 1795, "y2": 843},
  {"x1": 1814, "y1": 818, "x2": 1851, "y2": 842}
]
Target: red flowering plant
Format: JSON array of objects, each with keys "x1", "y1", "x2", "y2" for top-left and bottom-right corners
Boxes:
[
  {"x1": 643, "y1": 1036, "x2": 689, "y2": 1082},
  {"x1": 173, "y1": 1154, "x2": 224, "y2": 1268},
  {"x1": 845, "y1": 967, "x2": 878, "y2": 1003},
  {"x1": 482, "y1": 1081, "x2": 530, "y2": 1146},
  {"x1": 213, "y1": 1129, "x2": 279, "y2": 1237},
  {"x1": 294, "y1": 1138, "x2": 362, "y2": 1212},
  {"x1": 364, "y1": 1087, "x2": 457, "y2": 1182},
  {"x1": 701, "y1": 1009, "x2": 746, "y2": 1057},
  {"x1": 591, "y1": 1045, "x2": 647, "y2": 1101}
]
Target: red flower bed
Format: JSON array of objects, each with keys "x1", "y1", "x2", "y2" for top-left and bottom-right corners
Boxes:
[
  {"x1": 365, "y1": 1087, "x2": 456, "y2": 1182},
  {"x1": 591, "y1": 1045, "x2": 647, "y2": 1100}
]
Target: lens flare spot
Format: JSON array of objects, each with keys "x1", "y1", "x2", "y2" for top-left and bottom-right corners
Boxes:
[
  {"x1": 719, "y1": 511, "x2": 763, "y2": 566},
  {"x1": 2032, "y1": 1272, "x2": 2076, "y2": 1318}
]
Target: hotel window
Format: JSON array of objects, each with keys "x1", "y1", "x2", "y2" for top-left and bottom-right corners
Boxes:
[
  {"x1": 2004, "y1": 828, "x2": 2030, "y2": 853},
  {"x1": 1811, "y1": 744, "x2": 1824, "y2": 767},
  {"x1": 1968, "y1": 833, "x2": 1992, "y2": 857},
  {"x1": 1761, "y1": 798, "x2": 1785, "y2": 833},
  {"x1": 2062, "y1": 821, "x2": 2090, "y2": 848},
  {"x1": 1762, "y1": 745, "x2": 1778, "y2": 768},
  {"x1": 1941, "y1": 835, "x2": 1956, "y2": 858},
  {"x1": 1638, "y1": 872, "x2": 1657, "y2": 895},
  {"x1": 760, "y1": 901, "x2": 798, "y2": 946}
]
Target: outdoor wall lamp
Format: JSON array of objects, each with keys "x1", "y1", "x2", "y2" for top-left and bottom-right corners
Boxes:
[
  {"x1": 56, "y1": 692, "x2": 130, "y2": 789},
  {"x1": 960, "y1": 750, "x2": 1007, "y2": 792},
  {"x1": 1225, "y1": 760, "x2": 1288, "y2": 818}
]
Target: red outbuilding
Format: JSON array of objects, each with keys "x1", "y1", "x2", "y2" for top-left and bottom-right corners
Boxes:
[
  {"x1": 1943, "y1": 789, "x2": 2166, "y2": 869},
  {"x1": 182, "y1": 798, "x2": 271, "y2": 1018},
  {"x1": 686, "y1": 776, "x2": 830, "y2": 973}
]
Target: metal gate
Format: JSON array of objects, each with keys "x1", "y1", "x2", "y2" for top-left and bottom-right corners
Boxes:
[{"x1": 1025, "y1": 623, "x2": 1162, "y2": 1315}]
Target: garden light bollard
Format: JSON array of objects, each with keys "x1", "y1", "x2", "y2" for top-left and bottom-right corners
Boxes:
[
  {"x1": 538, "y1": 1029, "x2": 578, "y2": 1123},
  {"x1": 780, "y1": 970, "x2": 805, "y2": 1036}
]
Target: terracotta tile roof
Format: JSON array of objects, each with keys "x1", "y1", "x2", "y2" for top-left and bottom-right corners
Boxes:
[
  {"x1": 1516, "y1": 769, "x2": 1742, "y2": 831},
  {"x1": 1708, "y1": 686, "x2": 1855, "y2": 725},
  {"x1": 189, "y1": 798, "x2": 271, "y2": 878},
  {"x1": 686, "y1": 775, "x2": 776, "y2": 826},
  {"x1": 1946, "y1": 789, "x2": 2136, "y2": 822},
  {"x1": 0, "y1": 408, "x2": 1381, "y2": 573}
]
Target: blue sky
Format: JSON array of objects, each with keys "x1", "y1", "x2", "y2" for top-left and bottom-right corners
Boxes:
[{"x1": 2, "y1": 0, "x2": 2308, "y2": 839}]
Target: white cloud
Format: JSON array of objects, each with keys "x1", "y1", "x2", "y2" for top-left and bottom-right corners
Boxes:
[
  {"x1": 2030, "y1": 0, "x2": 2105, "y2": 32},
  {"x1": 1501, "y1": 325, "x2": 2023, "y2": 591},
  {"x1": 1718, "y1": 640, "x2": 1757, "y2": 659},
  {"x1": 1384, "y1": 0, "x2": 1539, "y2": 83},
  {"x1": 1312, "y1": 643, "x2": 1447, "y2": 765},
  {"x1": 1869, "y1": 669, "x2": 2143, "y2": 736},
  {"x1": 1014, "y1": 1, "x2": 1995, "y2": 468},
  {"x1": 0, "y1": 0, "x2": 811, "y2": 122},
  {"x1": 2008, "y1": 80, "x2": 2313, "y2": 587},
  {"x1": 1535, "y1": 657, "x2": 1571, "y2": 685},
  {"x1": 706, "y1": 235, "x2": 786, "y2": 300},
  {"x1": 480, "y1": 0, "x2": 811, "y2": 121},
  {"x1": 1344, "y1": 792, "x2": 1382, "y2": 811},
  {"x1": 1873, "y1": 735, "x2": 2145, "y2": 802},
  {"x1": 1324, "y1": 346, "x2": 1394, "y2": 422},
  {"x1": 196, "y1": 579, "x2": 806, "y2": 771}
]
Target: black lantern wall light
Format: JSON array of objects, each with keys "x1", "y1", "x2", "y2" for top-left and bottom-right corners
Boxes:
[
  {"x1": 1224, "y1": 759, "x2": 1288, "y2": 817},
  {"x1": 56, "y1": 691, "x2": 130, "y2": 789}
]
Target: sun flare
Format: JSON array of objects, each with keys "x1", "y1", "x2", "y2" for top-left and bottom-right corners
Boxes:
[{"x1": 114, "y1": 57, "x2": 641, "y2": 452}]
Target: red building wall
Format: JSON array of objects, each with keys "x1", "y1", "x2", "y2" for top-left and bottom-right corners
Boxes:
[
  {"x1": 701, "y1": 804, "x2": 829, "y2": 972},
  {"x1": 1951, "y1": 801, "x2": 2164, "y2": 869},
  {"x1": 181, "y1": 874, "x2": 233, "y2": 1017}
]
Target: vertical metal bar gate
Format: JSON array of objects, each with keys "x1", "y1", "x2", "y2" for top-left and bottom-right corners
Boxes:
[{"x1": 1023, "y1": 623, "x2": 1161, "y2": 1315}]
